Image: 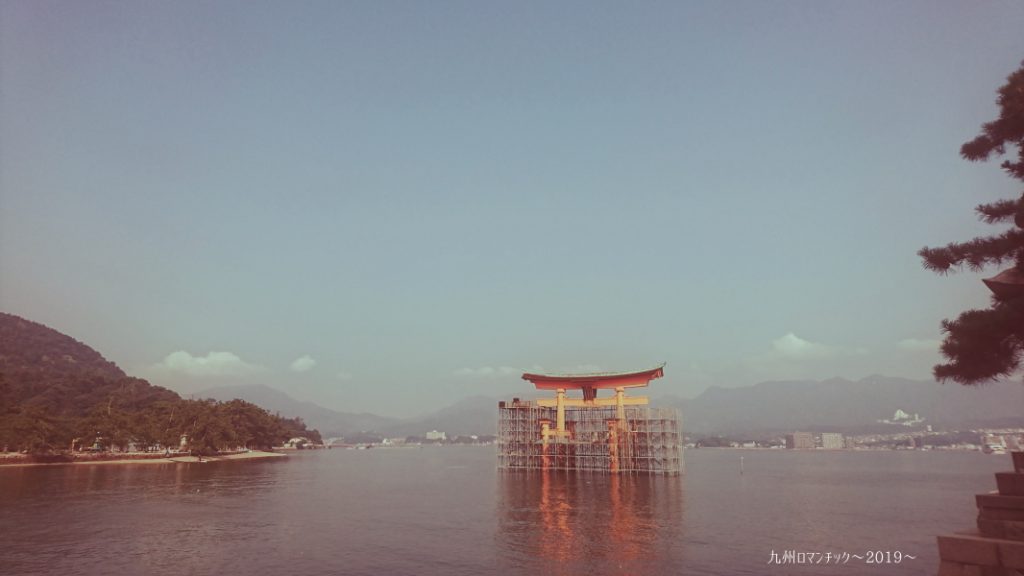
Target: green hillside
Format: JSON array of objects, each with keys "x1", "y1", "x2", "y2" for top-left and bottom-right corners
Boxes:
[{"x1": 0, "y1": 312, "x2": 320, "y2": 454}]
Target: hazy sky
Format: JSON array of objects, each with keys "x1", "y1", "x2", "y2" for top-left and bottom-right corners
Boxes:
[{"x1": 3, "y1": 1, "x2": 1023, "y2": 417}]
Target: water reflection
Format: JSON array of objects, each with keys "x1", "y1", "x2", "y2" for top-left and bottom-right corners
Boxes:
[
  {"x1": 497, "y1": 471, "x2": 685, "y2": 575},
  {"x1": 0, "y1": 459, "x2": 294, "y2": 576},
  {"x1": 0, "y1": 449, "x2": 1001, "y2": 575}
]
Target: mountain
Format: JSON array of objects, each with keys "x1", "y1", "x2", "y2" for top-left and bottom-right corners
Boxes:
[
  {"x1": 19, "y1": 304, "x2": 1013, "y2": 443},
  {"x1": 380, "y1": 395, "x2": 500, "y2": 437},
  {"x1": 197, "y1": 384, "x2": 399, "y2": 437},
  {"x1": 0, "y1": 312, "x2": 320, "y2": 453},
  {"x1": 0, "y1": 312, "x2": 179, "y2": 418},
  {"x1": 193, "y1": 386, "x2": 506, "y2": 439},
  {"x1": 674, "y1": 375, "x2": 1024, "y2": 435},
  {"x1": 309, "y1": 376, "x2": 1023, "y2": 439}
]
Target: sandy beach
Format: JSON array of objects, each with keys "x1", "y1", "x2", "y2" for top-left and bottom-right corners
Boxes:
[{"x1": 0, "y1": 450, "x2": 287, "y2": 468}]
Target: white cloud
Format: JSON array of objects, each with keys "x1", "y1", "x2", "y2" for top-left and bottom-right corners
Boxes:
[
  {"x1": 336, "y1": 371, "x2": 353, "y2": 381},
  {"x1": 454, "y1": 366, "x2": 519, "y2": 377},
  {"x1": 154, "y1": 350, "x2": 264, "y2": 377},
  {"x1": 741, "y1": 333, "x2": 867, "y2": 381},
  {"x1": 898, "y1": 338, "x2": 942, "y2": 352},
  {"x1": 770, "y1": 333, "x2": 865, "y2": 359},
  {"x1": 290, "y1": 355, "x2": 317, "y2": 373}
]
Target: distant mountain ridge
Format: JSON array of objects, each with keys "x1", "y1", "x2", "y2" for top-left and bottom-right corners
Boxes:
[
  {"x1": 381, "y1": 395, "x2": 499, "y2": 437},
  {"x1": 197, "y1": 384, "x2": 399, "y2": 437},
  {"x1": 675, "y1": 375, "x2": 1024, "y2": 434},
  {"x1": 206, "y1": 375, "x2": 1024, "y2": 439},
  {"x1": 196, "y1": 384, "x2": 508, "y2": 438}
]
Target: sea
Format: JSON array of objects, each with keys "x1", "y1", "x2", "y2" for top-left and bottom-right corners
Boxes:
[{"x1": 0, "y1": 447, "x2": 1009, "y2": 576}]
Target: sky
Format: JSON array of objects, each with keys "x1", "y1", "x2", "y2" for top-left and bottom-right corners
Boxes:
[{"x1": 2, "y1": 1, "x2": 1024, "y2": 417}]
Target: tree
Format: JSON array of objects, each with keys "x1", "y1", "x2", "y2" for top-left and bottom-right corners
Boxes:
[{"x1": 919, "y1": 60, "x2": 1024, "y2": 384}]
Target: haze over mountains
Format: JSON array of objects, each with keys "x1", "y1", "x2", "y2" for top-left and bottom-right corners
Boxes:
[
  {"x1": 199, "y1": 375, "x2": 1024, "y2": 438},
  {"x1": 5, "y1": 307, "x2": 1021, "y2": 442},
  {"x1": 197, "y1": 384, "x2": 399, "y2": 438},
  {"x1": 673, "y1": 376, "x2": 1024, "y2": 435},
  {"x1": 198, "y1": 384, "x2": 499, "y2": 438}
]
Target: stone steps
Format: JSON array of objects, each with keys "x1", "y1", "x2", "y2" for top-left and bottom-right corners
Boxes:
[
  {"x1": 977, "y1": 518, "x2": 1024, "y2": 542},
  {"x1": 937, "y1": 452, "x2": 1024, "y2": 575},
  {"x1": 977, "y1": 494, "x2": 1024, "y2": 542},
  {"x1": 936, "y1": 532, "x2": 1024, "y2": 574},
  {"x1": 996, "y1": 473, "x2": 1024, "y2": 497},
  {"x1": 978, "y1": 495, "x2": 1024, "y2": 510}
]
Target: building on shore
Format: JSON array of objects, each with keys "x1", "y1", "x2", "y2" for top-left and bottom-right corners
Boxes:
[
  {"x1": 786, "y1": 432, "x2": 815, "y2": 450},
  {"x1": 821, "y1": 432, "x2": 845, "y2": 450},
  {"x1": 425, "y1": 430, "x2": 447, "y2": 441},
  {"x1": 497, "y1": 365, "x2": 683, "y2": 475}
]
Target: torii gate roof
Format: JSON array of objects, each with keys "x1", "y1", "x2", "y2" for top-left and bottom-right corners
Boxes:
[{"x1": 521, "y1": 364, "x2": 665, "y2": 391}]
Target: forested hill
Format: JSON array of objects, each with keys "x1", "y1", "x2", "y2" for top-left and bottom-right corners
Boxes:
[
  {"x1": 1, "y1": 313, "x2": 127, "y2": 380},
  {"x1": 0, "y1": 313, "x2": 179, "y2": 417},
  {"x1": 0, "y1": 312, "x2": 320, "y2": 453}
]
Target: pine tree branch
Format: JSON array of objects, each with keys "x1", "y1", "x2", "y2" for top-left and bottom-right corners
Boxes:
[
  {"x1": 959, "y1": 62, "x2": 1024, "y2": 181},
  {"x1": 976, "y1": 198, "x2": 1021, "y2": 224},
  {"x1": 933, "y1": 304, "x2": 1024, "y2": 384},
  {"x1": 1001, "y1": 157, "x2": 1024, "y2": 181},
  {"x1": 961, "y1": 134, "x2": 1002, "y2": 162},
  {"x1": 933, "y1": 61, "x2": 1024, "y2": 386},
  {"x1": 919, "y1": 229, "x2": 1024, "y2": 273}
]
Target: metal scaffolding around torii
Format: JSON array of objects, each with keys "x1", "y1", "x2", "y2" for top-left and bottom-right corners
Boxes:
[{"x1": 497, "y1": 363, "x2": 681, "y2": 474}]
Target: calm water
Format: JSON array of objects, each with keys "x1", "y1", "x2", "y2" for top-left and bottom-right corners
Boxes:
[{"x1": 0, "y1": 447, "x2": 1009, "y2": 575}]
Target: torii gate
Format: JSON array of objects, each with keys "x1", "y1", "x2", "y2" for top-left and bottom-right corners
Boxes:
[{"x1": 521, "y1": 364, "x2": 665, "y2": 437}]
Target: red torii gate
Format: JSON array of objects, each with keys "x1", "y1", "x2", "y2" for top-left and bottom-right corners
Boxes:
[{"x1": 521, "y1": 364, "x2": 665, "y2": 436}]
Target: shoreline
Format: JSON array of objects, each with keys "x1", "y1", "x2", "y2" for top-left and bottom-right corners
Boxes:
[{"x1": 0, "y1": 450, "x2": 287, "y2": 468}]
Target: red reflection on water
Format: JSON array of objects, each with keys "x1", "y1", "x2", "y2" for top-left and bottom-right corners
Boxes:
[{"x1": 499, "y1": 470, "x2": 684, "y2": 574}]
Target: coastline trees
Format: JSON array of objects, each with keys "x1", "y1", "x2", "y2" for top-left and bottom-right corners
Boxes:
[
  {"x1": 919, "y1": 61, "x2": 1024, "y2": 384},
  {"x1": 1, "y1": 395, "x2": 321, "y2": 455}
]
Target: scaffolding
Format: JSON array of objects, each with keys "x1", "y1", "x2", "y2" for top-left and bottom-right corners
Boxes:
[{"x1": 497, "y1": 397, "x2": 683, "y2": 475}]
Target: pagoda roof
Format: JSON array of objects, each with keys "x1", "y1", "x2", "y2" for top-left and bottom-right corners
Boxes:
[
  {"x1": 521, "y1": 364, "x2": 665, "y2": 390},
  {"x1": 983, "y1": 267, "x2": 1024, "y2": 300}
]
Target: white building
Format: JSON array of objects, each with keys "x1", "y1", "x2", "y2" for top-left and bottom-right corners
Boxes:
[
  {"x1": 821, "y1": 432, "x2": 845, "y2": 450},
  {"x1": 425, "y1": 430, "x2": 446, "y2": 441}
]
